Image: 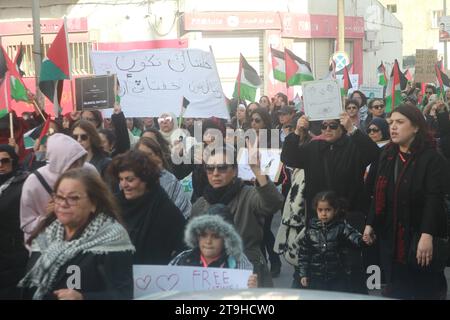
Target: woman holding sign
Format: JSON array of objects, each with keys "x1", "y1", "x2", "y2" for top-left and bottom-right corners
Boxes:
[
  {"x1": 170, "y1": 213, "x2": 258, "y2": 288},
  {"x1": 281, "y1": 112, "x2": 379, "y2": 292}
]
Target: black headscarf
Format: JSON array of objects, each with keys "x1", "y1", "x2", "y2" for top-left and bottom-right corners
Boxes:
[{"x1": 0, "y1": 144, "x2": 19, "y2": 184}]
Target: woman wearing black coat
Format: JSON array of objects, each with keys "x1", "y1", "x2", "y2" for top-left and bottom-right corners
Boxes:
[
  {"x1": 281, "y1": 112, "x2": 380, "y2": 292},
  {"x1": 364, "y1": 104, "x2": 449, "y2": 299},
  {"x1": 0, "y1": 145, "x2": 29, "y2": 299},
  {"x1": 110, "y1": 150, "x2": 186, "y2": 265}
]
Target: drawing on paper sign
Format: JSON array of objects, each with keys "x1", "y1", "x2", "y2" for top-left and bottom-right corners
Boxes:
[
  {"x1": 237, "y1": 148, "x2": 282, "y2": 182},
  {"x1": 302, "y1": 80, "x2": 342, "y2": 121}
]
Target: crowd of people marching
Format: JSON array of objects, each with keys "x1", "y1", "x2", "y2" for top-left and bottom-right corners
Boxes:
[{"x1": 0, "y1": 83, "x2": 450, "y2": 300}]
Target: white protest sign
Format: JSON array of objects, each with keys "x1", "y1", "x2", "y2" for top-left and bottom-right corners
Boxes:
[
  {"x1": 302, "y1": 80, "x2": 343, "y2": 121},
  {"x1": 91, "y1": 49, "x2": 229, "y2": 119},
  {"x1": 359, "y1": 85, "x2": 384, "y2": 99},
  {"x1": 237, "y1": 148, "x2": 282, "y2": 182},
  {"x1": 133, "y1": 265, "x2": 252, "y2": 299}
]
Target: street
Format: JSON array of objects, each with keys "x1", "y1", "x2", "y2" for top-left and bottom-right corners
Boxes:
[{"x1": 270, "y1": 212, "x2": 450, "y2": 299}]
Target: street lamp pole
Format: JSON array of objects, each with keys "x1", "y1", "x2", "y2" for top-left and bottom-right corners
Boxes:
[
  {"x1": 444, "y1": 0, "x2": 448, "y2": 71},
  {"x1": 32, "y1": 0, "x2": 42, "y2": 104},
  {"x1": 337, "y1": 0, "x2": 345, "y2": 52}
]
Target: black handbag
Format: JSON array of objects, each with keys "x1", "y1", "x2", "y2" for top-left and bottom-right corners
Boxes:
[{"x1": 407, "y1": 231, "x2": 449, "y2": 273}]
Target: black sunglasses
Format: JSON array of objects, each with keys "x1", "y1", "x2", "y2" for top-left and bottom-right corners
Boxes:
[
  {"x1": 251, "y1": 118, "x2": 262, "y2": 124},
  {"x1": 321, "y1": 122, "x2": 340, "y2": 130},
  {"x1": 73, "y1": 134, "x2": 89, "y2": 141},
  {"x1": 370, "y1": 104, "x2": 385, "y2": 110},
  {"x1": 0, "y1": 157, "x2": 11, "y2": 165},
  {"x1": 366, "y1": 128, "x2": 380, "y2": 134},
  {"x1": 205, "y1": 164, "x2": 233, "y2": 173}
]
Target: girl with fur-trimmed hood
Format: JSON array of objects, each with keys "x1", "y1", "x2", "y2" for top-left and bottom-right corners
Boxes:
[{"x1": 169, "y1": 214, "x2": 258, "y2": 288}]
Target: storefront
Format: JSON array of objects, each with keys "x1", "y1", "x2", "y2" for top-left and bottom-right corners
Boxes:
[{"x1": 181, "y1": 11, "x2": 365, "y2": 100}]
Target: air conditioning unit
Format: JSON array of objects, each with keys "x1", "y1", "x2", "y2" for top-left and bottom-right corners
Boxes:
[{"x1": 365, "y1": 31, "x2": 378, "y2": 41}]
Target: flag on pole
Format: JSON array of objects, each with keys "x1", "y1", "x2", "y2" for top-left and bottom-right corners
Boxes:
[
  {"x1": 39, "y1": 19, "x2": 71, "y2": 116},
  {"x1": 377, "y1": 62, "x2": 388, "y2": 86},
  {"x1": 0, "y1": 71, "x2": 11, "y2": 117},
  {"x1": 232, "y1": 54, "x2": 262, "y2": 102},
  {"x1": 0, "y1": 45, "x2": 30, "y2": 103},
  {"x1": 435, "y1": 61, "x2": 450, "y2": 98},
  {"x1": 270, "y1": 47, "x2": 286, "y2": 82},
  {"x1": 284, "y1": 48, "x2": 314, "y2": 86},
  {"x1": 403, "y1": 68, "x2": 413, "y2": 82},
  {"x1": 385, "y1": 59, "x2": 408, "y2": 113},
  {"x1": 341, "y1": 64, "x2": 353, "y2": 96}
]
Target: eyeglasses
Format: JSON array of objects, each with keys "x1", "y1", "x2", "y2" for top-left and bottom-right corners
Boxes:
[
  {"x1": 53, "y1": 194, "x2": 87, "y2": 207},
  {"x1": 0, "y1": 157, "x2": 11, "y2": 165},
  {"x1": 73, "y1": 134, "x2": 89, "y2": 141},
  {"x1": 366, "y1": 128, "x2": 381, "y2": 134},
  {"x1": 370, "y1": 104, "x2": 385, "y2": 110},
  {"x1": 346, "y1": 106, "x2": 358, "y2": 110},
  {"x1": 251, "y1": 118, "x2": 262, "y2": 124},
  {"x1": 158, "y1": 116, "x2": 172, "y2": 124},
  {"x1": 425, "y1": 91, "x2": 433, "y2": 95},
  {"x1": 205, "y1": 164, "x2": 233, "y2": 174},
  {"x1": 320, "y1": 122, "x2": 340, "y2": 130}
]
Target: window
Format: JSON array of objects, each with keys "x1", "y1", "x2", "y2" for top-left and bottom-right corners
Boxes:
[
  {"x1": 432, "y1": 10, "x2": 444, "y2": 29},
  {"x1": 387, "y1": 4, "x2": 397, "y2": 13},
  {"x1": 4, "y1": 41, "x2": 97, "y2": 77}
]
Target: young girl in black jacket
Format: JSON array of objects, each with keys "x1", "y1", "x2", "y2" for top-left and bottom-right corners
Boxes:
[{"x1": 299, "y1": 191, "x2": 371, "y2": 292}]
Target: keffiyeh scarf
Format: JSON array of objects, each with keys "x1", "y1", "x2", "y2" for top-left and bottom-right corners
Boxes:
[{"x1": 18, "y1": 213, "x2": 135, "y2": 300}]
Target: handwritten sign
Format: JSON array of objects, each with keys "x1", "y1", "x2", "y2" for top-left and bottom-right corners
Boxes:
[
  {"x1": 133, "y1": 265, "x2": 252, "y2": 299},
  {"x1": 90, "y1": 49, "x2": 229, "y2": 119},
  {"x1": 75, "y1": 74, "x2": 116, "y2": 111},
  {"x1": 237, "y1": 148, "x2": 282, "y2": 182},
  {"x1": 302, "y1": 80, "x2": 342, "y2": 121},
  {"x1": 359, "y1": 85, "x2": 384, "y2": 99},
  {"x1": 415, "y1": 49, "x2": 437, "y2": 83}
]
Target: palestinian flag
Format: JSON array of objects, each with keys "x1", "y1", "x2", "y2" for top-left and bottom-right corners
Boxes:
[
  {"x1": 341, "y1": 64, "x2": 352, "y2": 97},
  {"x1": 39, "y1": 20, "x2": 71, "y2": 115},
  {"x1": 23, "y1": 117, "x2": 51, "y2": 149},
  {"x1": 385, "y1": 59, "x2": 408, "y2": 113},
  {"x1": 404, "y1": 68, "x2": 413, "y2": 81},
  {"x1": 0, "y1": 45, "x2": 29, "y2": 103},
  {"x1": 232, "y1": 54, "x2": 262, "y2": 102},
  {"x1": 377, "y1": 62, "x2": 388, "y2": 86},
  {"x1": 435, "y1": 62, "x2": 450, "y2": 98},
  {"x1": 270, "y1": 47, "x2": 286, "y2": 82},
  {"x1": 336, "y1": 62, "x2": 353, "y2": 75},
  {"x1": 0, "y1": 71, "x2": 11, "y2": 116},
  {"x1": 284, "y1": 48, "x2": 314, "y2": 86}
]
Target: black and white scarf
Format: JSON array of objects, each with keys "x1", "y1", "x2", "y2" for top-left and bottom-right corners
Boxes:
[{"x1": 18, "y1": 213, "x2": 135, "y2": 300}]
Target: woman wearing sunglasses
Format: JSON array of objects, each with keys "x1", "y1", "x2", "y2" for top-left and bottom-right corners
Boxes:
[
  {"x1": 366, "y1": 117, "x2": 390, "y2": 145},
  {"x1": 281, "y1": 112, "x2": 380, "y2": 292},
  {"x1": 0, "y1": 145, "x2": 29, "y2": 299},
  {"x1": 72, "y1": 120, "x2": 111, "y2": 180},
  {"x1": 361, "y1": 98, "x2": 386, "y2": 132},
  {"x1": 191, "y1": 144, "x2": 284, "y2": 287}
]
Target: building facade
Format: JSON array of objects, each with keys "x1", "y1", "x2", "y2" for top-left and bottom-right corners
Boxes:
[
  {"x1": 0, "y1": 0, "x2": 402, "y2": 114},
  {"x1": 379, "y1": 0, "x2": 447, "y2": 68}
]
